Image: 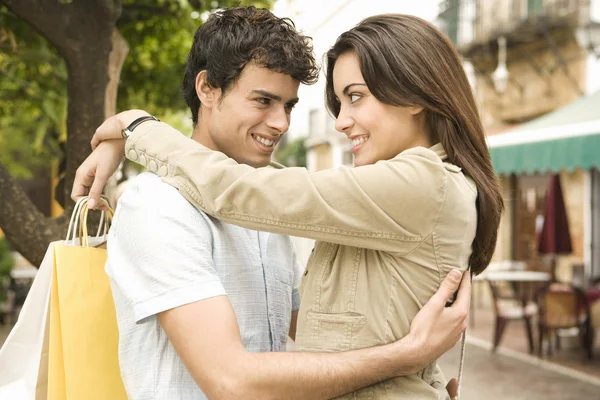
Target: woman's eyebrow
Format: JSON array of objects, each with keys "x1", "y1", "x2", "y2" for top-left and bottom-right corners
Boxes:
[{"x1": 342, "y1": 83, "x2": 367, "y2": 96}]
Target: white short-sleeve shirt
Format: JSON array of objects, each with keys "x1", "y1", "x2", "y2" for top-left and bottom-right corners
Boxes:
[{"x1": 106, "y1": 173, "x2": 301, "y2": 399}]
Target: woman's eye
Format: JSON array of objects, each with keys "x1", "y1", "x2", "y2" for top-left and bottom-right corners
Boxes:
[{"x1": 349, "y1": 94, "x2": 361, "y2": 103}]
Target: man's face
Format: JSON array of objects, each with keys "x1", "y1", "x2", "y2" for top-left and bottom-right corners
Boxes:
[{"x1": 204, "y1": 63, "x2": 300, "y2": 168}]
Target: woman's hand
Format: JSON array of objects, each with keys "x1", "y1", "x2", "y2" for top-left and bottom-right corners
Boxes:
[
  {"x1": 72, "y1": 110, "x2": 152, "y2": 209},
  {"x1": 71, "y1": 139, "x2": 125, "y2": 210},
  {"x1": 90, "y1": 109, "x2": 151, "y2": 150}
]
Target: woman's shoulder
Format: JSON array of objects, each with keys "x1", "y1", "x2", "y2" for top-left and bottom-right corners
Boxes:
[
  {"x1": 390, "y1": 145, "x2": 446, "y2": 165},
  {"x1": 378, "y1": 146, "x2": 448, "y2": 184}
]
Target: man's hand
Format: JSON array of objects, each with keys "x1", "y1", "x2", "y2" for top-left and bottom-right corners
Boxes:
[
  {"x1": 446, "y1": 378, "x2": 458, "y2": 399},
  {"x1": 400, "y1": 269, "x2": 470, "y2": 373}
]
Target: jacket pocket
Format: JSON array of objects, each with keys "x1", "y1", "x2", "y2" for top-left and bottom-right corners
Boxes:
[{"x1": 305, "y1": 311, "x2": 367, "y2": 351}]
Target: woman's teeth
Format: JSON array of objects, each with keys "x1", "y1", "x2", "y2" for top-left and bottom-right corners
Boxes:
[
  {"x1": 253, "y1": 135, "x2": 275, "y2": 147},
  {"x1": 352, "y1": 136, "x2": 369, "y2": 147}
]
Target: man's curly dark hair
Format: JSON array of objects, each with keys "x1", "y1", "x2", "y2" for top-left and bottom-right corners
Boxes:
[{"x1": 182, "y1": 6, "x2": 319, "y2": 125}]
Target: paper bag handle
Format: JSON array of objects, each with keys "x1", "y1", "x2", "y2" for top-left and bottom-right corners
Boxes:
[{"x1": 66, "y1": 196, "x2": 114, "y2": 247}]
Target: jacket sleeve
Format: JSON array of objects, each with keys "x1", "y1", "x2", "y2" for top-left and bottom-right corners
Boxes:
[{"x1": 126, "y1": 122, "x2": 447, "y2": 253}]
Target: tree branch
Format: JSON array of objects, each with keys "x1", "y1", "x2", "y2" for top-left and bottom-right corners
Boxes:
[
  {"x1": 0, "y1": 162, "x2": 64, "y2": 266},
  {"x1": 1, "y1": 0, "x2": 71, "y2": 52},
  {"x1": 95, "y1": 0, "x2": 122, "y2": 21},
  {"x1": 1, "y1": 0, "x2": 119, "y2": 57},
  {"x1": 117, "y1": 3, "x2": 183, "y2": 26}
]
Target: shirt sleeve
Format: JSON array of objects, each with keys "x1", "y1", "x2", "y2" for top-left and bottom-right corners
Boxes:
[
  {"x1": 126, "y1": 122, "x2": 446, "y2": 254},
  {"x1": 106, "y1": 174, "x2": 226, "y2": 323}
]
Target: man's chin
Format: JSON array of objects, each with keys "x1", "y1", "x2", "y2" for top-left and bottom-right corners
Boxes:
[{"x1": 240, "y1": 155, "x2": 272, "y2": 168}]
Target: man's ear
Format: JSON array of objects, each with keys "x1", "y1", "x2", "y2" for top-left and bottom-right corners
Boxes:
[{"x1": 195, "y1": 70, "x2": 219, "y2": 109}]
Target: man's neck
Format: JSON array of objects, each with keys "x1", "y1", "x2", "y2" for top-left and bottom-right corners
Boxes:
[{"x1": 190, "y1": 122, "x2": 219, "y2": 151}]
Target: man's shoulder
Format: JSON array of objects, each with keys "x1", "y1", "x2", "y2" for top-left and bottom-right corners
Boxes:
[
  {"x1": 127, "y1": 172, "x2": 186, "y2": 200},
  {"x1": 123, "y1": 173, "x2": 201, "y2": 213},
  {"x1": 117, "y1": 172, "x2": 213, "y2": 233}
]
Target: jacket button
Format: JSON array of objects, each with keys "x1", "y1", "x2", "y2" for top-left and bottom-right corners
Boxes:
[
  {"x1": 127, "y1": 150, "x2": 138, "y2": 161},
  {"x1": 158, "y1": 165, "x2": 168, "y2": 177},
  {"x1": 148, "y1": 160, "x2": 158, "y2": 172}
]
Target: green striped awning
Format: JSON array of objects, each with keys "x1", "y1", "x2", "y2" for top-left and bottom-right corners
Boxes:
[{"x1": 487, "y1": 91, "x2": 600, "y2": 175}]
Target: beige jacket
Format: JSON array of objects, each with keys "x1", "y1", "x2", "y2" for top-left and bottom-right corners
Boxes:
[{"x1": 125, "y1": 122, "x2": 478, "y2": 399}]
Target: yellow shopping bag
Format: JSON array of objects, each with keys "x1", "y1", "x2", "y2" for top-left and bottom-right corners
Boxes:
[{"x1": 47, "y1": 198, "x2": 127, "y2": 400}]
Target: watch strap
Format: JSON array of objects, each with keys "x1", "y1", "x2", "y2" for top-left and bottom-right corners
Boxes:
[{"x1": 121, "y1": 115, "x2": 160, "y2": 139}]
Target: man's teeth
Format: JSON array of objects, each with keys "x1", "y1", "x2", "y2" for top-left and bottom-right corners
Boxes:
[
  {"x1": 254, "y1": 135, "x2": 275, "y2": 147},
  {"x1": 352, "y1": 136, "x2": 369, "y2": 147}
]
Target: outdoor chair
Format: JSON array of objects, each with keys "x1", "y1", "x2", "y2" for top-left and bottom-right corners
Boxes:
[
  {"x1": 587, "y1": 277, "x2": 600, "y2": 351},
  {"x1": 536, "y1": 283, "x2": 593, "y2": 359},
  {"x1": 487, "y1": 279, "x2": 537, "y2": 353}
]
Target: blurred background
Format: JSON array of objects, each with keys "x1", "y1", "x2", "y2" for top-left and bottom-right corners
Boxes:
[{"x1": 1, "y1": 1, "x2": 600, "y2": 398}]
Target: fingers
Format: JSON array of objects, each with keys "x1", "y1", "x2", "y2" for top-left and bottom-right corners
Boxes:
[
  {"x1": 453, "y1": 270, "x2": 472, "y2": 308},
  {"x1": 446, "y1": 378, "x2": 458, "y2": 399},
  {"x1": 87, "y1": 169, "x2": 110, "y2": 210},
  {"x1": 91, "y1": 134, "x2": 101, "y2": 151},
  {"x1": 446, "y1": 271, "x2": 470, "y2": 334},
  {"x1": 429, "y1": 269, "x2": 463, "y2": 308},
  {"x1": 71, "y1": 164, "x2": 94, "y2": 202}
]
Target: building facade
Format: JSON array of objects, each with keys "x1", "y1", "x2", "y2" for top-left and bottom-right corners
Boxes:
[{"x1": 438, "y1": 0, "x2": 600, "y2": 282}]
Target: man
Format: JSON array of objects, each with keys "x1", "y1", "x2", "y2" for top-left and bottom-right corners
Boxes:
[{"x1": 73, "y1": 6, "x2": 469, "y2": 399}]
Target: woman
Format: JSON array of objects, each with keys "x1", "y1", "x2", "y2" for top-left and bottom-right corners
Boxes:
[{"x1": 78, "y1": 14, "x2": 502, "y2": 398}]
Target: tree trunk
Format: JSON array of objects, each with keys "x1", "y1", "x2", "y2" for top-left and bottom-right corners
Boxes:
[
  {"x1": 0, "y1": 0, "x2": 122, "y2": 266},
  {"x1": 104, "y1": 29, "x2": 130, "y2": 205},
  {"x1": 106, "y1": 29, "x2": 129, "y2": 119}
]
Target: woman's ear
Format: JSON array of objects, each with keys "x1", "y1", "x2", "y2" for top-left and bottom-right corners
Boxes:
[
  {"x1": 408, "y1": 105, "x2": 424, "y2": 116},
  {"x1": 195, "y1": 70, "x2": 218, "y2": 109}
]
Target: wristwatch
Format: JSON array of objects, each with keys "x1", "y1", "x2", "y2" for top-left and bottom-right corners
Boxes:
[{"x1": 121, "y1": 115, "x2": 160, "y2": 140}]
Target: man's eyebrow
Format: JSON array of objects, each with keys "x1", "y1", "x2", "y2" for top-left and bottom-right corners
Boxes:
[{"x1": 342, "y1": 83, "x2": 367, "y2": 96}]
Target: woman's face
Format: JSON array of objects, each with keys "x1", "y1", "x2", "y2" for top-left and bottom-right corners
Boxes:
[{"x1": 332, "y1": 52, "x2": 431, "y2": 166}]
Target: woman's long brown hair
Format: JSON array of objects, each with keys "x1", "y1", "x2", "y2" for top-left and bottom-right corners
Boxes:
[{"x1": 324, "y1": 14, "x2": 504, "y2": 275}]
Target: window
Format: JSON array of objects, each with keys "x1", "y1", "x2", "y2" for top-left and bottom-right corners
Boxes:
[
  {"x1": 527, "y1": 0, "x2": 543, "y2": 16},
  {"x1": 438, "y1": 0, "x2": 460, "y2": 44},
  {"x1": 514, "y1": 173, "x2": 550, "y2": 268}
]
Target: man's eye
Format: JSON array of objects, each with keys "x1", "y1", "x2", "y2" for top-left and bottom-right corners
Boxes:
[
  {"x1": 257, "y1": 98, "x2": 271, "y2": 105},
  {"x1": 349, "y1": 94, "x2": 361, "y2": 103},
  {"x1": 285, "y1": 103, "x2": 296, "y2": 112}
]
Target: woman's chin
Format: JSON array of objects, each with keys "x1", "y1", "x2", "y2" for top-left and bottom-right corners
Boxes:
[{"x1": 353, "y1": 155, "x2": 374, "y2": 167}]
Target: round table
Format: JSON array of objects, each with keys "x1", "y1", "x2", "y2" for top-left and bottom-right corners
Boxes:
[
  {"x1": 10, "y1": 267, "x2": 38, "y2": 280},
  {"x1": 474, "y1": 270, "x2": 551, "y2": 282}
]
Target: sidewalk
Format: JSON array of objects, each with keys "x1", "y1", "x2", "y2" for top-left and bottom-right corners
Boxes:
[
  {"x1": 438, "y1": 339, "x2": 600, "y2": 399},
  {"x1": 468, "y1": 306, "x2": 600, "y2": 379}
]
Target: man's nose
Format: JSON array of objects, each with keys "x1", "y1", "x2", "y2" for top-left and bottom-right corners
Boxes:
[{"x1": 267, "y1": 107, "x2": 290, "y2": 134}]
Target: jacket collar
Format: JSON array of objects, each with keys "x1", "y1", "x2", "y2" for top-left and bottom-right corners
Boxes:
[{"x1": 429, "y1": 142, "x2": 448, "y2": 161}]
